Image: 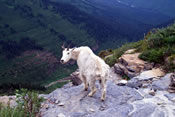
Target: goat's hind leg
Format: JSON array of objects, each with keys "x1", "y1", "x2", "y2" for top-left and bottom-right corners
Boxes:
[
  {"x1": 100, "y1": 78, "x2": 107, "y2": 101},
  {"x1": 88, "y1": 79, "x2": 97, "y2": 97},
  {"x1": 81, "y1": 74, "x2": 88, "y2": 91}
]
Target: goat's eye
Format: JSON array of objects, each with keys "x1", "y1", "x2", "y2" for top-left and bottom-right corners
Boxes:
[{"x1": 67, "y1": 53, "x2": 70, "y2": 55}]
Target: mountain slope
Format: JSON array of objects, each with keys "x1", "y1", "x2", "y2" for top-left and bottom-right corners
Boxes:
[
  {"x1": 119, "y1": 0, "x2": 175, "y2": 17},
  {"x1": 0, "y1": 0, "x2": 96, "y2": 93},
  {"x1": 52, "y1": 0, "x2": 172, "y2": 25},
  {"x1": 51, "y1": 0, "x2": 172, "y2": 42}
]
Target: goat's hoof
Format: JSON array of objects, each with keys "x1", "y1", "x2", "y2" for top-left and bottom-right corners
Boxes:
[
  {"x1": 83, "y1": 87, "x2": 88, "y2": 91},
  {"x1": 100, "y1": 98, "x2": 105, "y2": 101},
  {"x1": 100, "y1": 97, "x2": 106, "y2": 101},
  {"x1": 88, "y1": 92, "x2": 93, "y2": 97}
]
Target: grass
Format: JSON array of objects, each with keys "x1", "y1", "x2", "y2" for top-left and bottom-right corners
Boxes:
[
  {"x1": 99, "y1": 40, "x2": 144, "y2": 66},
  {"x1": 139, "y1": 23, "x2": 175, "y2": 65}
]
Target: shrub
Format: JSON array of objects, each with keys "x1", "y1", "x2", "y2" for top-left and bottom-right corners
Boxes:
[
  {"x1": 105, "y1": 56, "x2": 117, "y2": 67},
  {"x1": 146, "y1": 23, "x2": 175, "y2": 49},
  {"x1": 164, "y1": 36, "x2": 175, "y2": 44},
  {"x1": 164, "y1": 62, "x2": 175, "y2": 72},
  {"x1": 139, "y1": 49, "x2": 164, "y2": 63},
  {"x1": 147, "y1": 32, "x2": 164, "y2": 48},
  {"x1": 0, "y1": 89, "x2": 43, "y2": 117},
  {"x1": 15, "y1": 89, "x2": 44, "y2": 117},
  {"x1": 164, "y1": 54, "x2": 175, "y2": 72}
]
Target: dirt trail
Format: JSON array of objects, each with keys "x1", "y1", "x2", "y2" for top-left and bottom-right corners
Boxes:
[{"x1": 44, "y1": 77, "x2": 71, "y2": 88}]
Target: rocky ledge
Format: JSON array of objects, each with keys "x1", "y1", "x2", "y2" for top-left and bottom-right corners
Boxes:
[
  {"x1": 40, "y1": 72, "x2": 175, "y2": 117},
  {"x1": 40, "y1": 49, "x2": 175, "y2": 117}
]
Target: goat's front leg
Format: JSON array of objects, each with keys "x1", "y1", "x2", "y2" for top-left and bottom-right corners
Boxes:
[
  {"x1": 88, "y1": 79, "x2": 97, "y2": 97},
  {"x1": 100, "y1": 78, "x2": 107, "y2": 101},
  {"x1": 80, "y1": 73, "x2": 88, "y2": 91}
]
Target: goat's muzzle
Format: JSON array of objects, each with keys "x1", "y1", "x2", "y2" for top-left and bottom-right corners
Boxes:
[{"x1": 60, "y1": 60, "x2": 64, "y2": 64}]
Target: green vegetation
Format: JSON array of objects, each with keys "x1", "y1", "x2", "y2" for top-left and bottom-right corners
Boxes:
[
  {"x1": 100, "y1": 40, "x2": 143, "y2": 66},
  {"x1": 102, "y1": 22, "x2": 175, "y2": 72},
  {"x1": 0, "y1": 0, "x2": 94, "y2": 94},
  {"x1": 0, "y1": 89, "x2": 43, "y2": 117},
  {"x1": 139, "y1": 23, "x2": 175, "y2": 63}
]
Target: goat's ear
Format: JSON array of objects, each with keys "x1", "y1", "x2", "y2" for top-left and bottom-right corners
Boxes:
[{"x1": 71, "y1": 47, "x2": 76, "y2": 51}]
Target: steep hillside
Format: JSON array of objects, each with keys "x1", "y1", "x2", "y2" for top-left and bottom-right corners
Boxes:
[
  {"x1": 52, "y1": 0, "x2": 173, "y2": 42},
  {"x1": 0, "y1": 0, "x2": 96, "y2": 94},
  {"x1": 120, "y1": 0, "x2": 175, "y2": 17}
]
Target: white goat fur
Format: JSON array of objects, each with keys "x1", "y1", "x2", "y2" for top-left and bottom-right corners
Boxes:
[{"x1": 60, "y1": 46, "x2": 110, "y2": 101}]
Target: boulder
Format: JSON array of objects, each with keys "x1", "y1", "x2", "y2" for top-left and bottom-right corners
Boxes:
[
  {"x1": 168, "y1": 73, "x2": 175, "y2": 93},
  {"x1": 136, "y1": 68, "x2": 165, "y2": 81},
  {"x1": 119, "y1": 53, "x2": 145, "y2": 66},
  {"x1": 70, "y1": 70, "x2": 82, "y2": 86},
  {"x1": 127, "y1": 69, "x2": 165, "y2": 89},
  {"x1": 127, "y1": 78, "x2": 143, "y2": 89},
  {"x1": 114, "y1": 51, "x2": 154, "y2": 79},
  {"x1": 114, "y1": 63, "x2": 127, "y2": 75},
  {"x1": 0, "y1": 96, "x2": 16, "y2": 107}
]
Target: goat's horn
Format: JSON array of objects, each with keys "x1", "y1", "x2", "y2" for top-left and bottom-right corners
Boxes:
[
  {"x1": 67, "y1": 43, "x2": 72, "y2": 50},
  {"x1": 61, "y1": 43, "x2": 65, "y2": 49}
]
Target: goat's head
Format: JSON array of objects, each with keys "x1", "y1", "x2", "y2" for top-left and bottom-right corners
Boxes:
[{"x1": 60, "y1": 44, "x2": 75, "y2": 64}]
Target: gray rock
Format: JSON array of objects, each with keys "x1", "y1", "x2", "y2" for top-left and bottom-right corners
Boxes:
[
  {"x1": 114, "y1": 63, "x2": 127, "y2": 76},
  {"x1": 152, "y1": 73, "x2": 172, "y2": 90},
  {"x1": 91, "y1": 104, "x2": 133, "y2": 117},
  {"x1": 136, "y1": 68, "x2": 165, "y2": 81},
  {"x1": 151, "y1": 108, "x2": 165, "y2": 117},
  {"x1": 127, "y1": 71, "x2": 139, "y2": 79},
  {"x1": 69, "y1": 112, "x2": 87, "y2": 117},
  {"x1": 70, "y1": 70, "x2": 82, "y2": 85},
  {"x1": 126, "y1": 78, "x2": 143, "y2": 88},
  {"x1": 144, "y1": 63, "x2": 154, "y2": 70},
  {"x1": 129, "y1": 103, "x2": 156, "y2": 117},
  {"x1": 40, "y1": 76, "x2": 175, "y2": 117},
  {"x1": 164, "y1": 93, "x2": 175, "y2": 102},
  {"x1": 40, "y1": 81, "x2": 143, "y2": 117},
  {"x1": 168, "y1": 73, "x2": 175, "y2": 93}
]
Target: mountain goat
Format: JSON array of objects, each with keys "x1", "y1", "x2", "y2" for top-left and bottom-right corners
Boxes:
[{"x1": 60, "y1": 46, "x2": 110, "y2": 101}]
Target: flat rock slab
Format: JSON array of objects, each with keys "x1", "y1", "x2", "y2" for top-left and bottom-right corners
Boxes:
[
  {"x1": 119, "y1": 53, "x2": 146, "y2": 66},
  {"x1": 152, "y1": 73, "x2": 172, "y2": 90},
  {"x1": 40, "y1": 81, "x2": 175, "y2": 117},
  {"x1": 136, "y1": 68, "x2": 165, "y2": 80}
]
